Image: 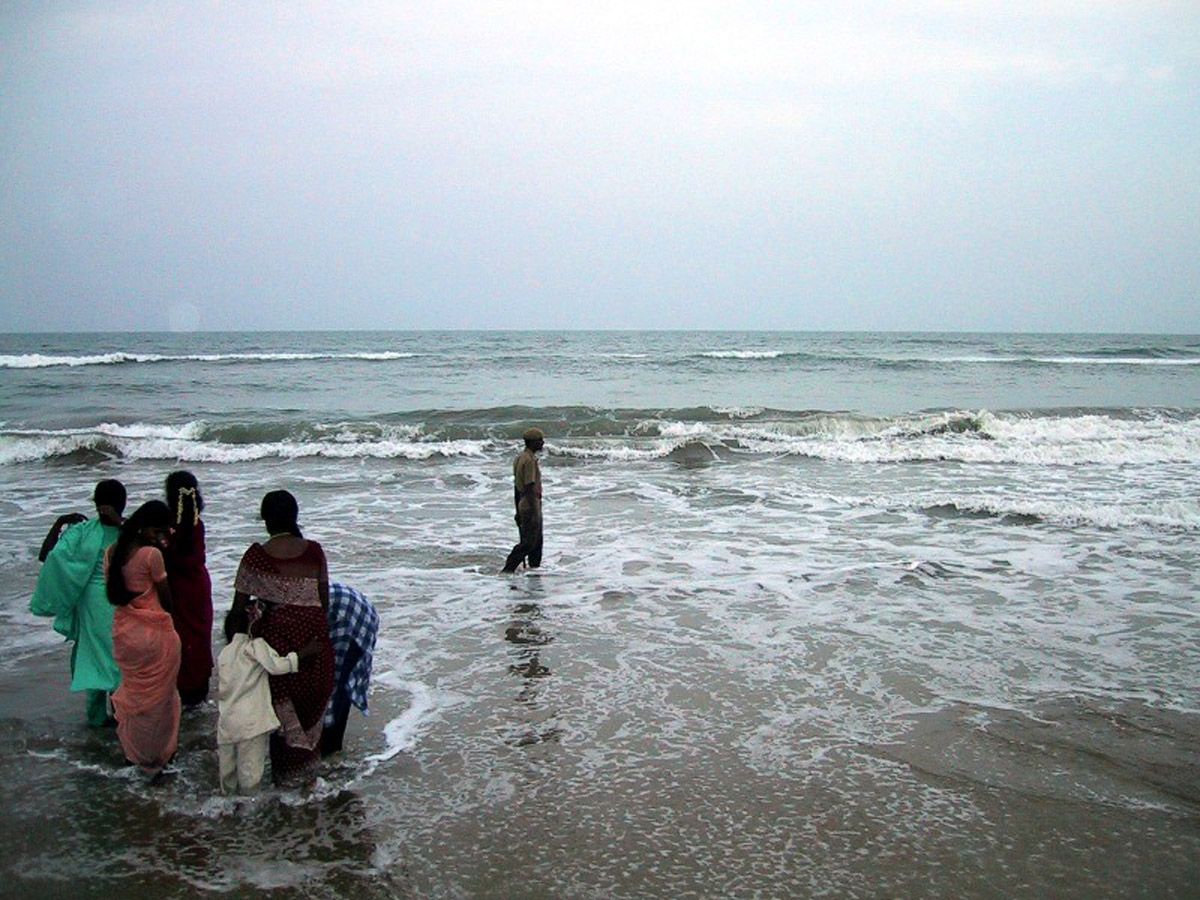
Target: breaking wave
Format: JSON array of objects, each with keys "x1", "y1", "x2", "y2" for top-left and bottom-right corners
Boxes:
[
  {"x1": 0, "y1": 421, "x2": 490, "y2": 464},
  {"x1": 2, "y1": 407, "x2": 1197, "y2": 469},
  {"x1": 912, "y1": 497, "x2": 1199, "y2": 531}
]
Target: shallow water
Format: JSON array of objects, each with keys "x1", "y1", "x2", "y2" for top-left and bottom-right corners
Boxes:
[{"x1": 1, "y1": 331, "x2": 1198, "y2": 897}]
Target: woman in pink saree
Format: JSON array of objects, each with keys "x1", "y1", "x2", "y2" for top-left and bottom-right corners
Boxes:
[{"x1": 105, "y1": 501, "x2": 181, "y2": 777}]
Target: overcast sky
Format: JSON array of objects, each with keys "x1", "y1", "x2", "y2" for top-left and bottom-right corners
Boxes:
[{"x1": 2, "y1": 2, "x2": 1197, "y2": 332}]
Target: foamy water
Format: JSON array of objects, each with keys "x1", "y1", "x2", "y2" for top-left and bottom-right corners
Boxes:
[{"x1": 1, "y1": 330, "x2": 1197, "y2": 897}]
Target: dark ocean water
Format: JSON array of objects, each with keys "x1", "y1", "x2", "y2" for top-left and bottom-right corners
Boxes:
[{"x1": 1, "y1": 331, "x2": 1198, "y2": 897}]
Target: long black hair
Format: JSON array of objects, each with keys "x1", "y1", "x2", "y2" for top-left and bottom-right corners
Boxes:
[
  {"x1": 165, "y1": 470, "x2": 204, "y2": 542},
  {"x1": 107, "y1": 500, "x2": 172, "y2": 606},
  {"x1": 261, "y1": 489, "x2": 303, "y2": 538},
  {"x1": 224, "y1": 604, "x2": 248, "y2": 644}
]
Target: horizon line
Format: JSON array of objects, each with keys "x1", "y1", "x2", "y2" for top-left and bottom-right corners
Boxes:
[{"x1": 3, "y1": 327, "x2": 1198, "y2": 337}]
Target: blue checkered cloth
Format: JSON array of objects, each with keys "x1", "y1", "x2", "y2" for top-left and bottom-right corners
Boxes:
[{"x1": 325, "y1": 582, "x2": 379, "y2": 727}]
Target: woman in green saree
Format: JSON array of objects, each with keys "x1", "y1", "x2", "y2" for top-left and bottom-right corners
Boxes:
[{"x1": 30, "y1": 480, "x2": 126, "y2": 726}]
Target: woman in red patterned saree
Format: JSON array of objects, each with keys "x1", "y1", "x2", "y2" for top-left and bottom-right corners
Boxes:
[{"x1": 232, "y1": 490, "x2": 334, "y2": 787}]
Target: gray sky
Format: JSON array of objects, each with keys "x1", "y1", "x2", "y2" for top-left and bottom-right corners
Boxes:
[{"x1": 2, "y1": 2, "x2": 1197, "y2": 332}]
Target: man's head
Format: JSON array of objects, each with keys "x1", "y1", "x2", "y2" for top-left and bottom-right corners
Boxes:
[
  {"x1": 93, "y1": 479, "x2": 127, "y2": 521},
  {"x1": 523, "y1": 427, "x2": 545, "y2": 452}
]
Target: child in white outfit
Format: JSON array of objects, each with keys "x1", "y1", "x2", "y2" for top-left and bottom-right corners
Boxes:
[{"x1": 217, "y1": 602, "x2": 320, "y2": 794}]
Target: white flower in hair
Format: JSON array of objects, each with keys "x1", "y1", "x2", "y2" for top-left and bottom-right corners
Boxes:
[{"x1": 175, "y1": 486, "x2": 200, "y2": 526}]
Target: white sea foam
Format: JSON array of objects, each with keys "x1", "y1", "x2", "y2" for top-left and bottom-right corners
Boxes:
[
  {"x1": 552, "y1": 411, "x2": 1200, "y2": 467},
  {"x1": 0, "y1": 351, "x2": 417, "y2": 368},
  {"x1": 362, "y1": 678, "x2": 439, "y2": 765},
  {"x1": 0, "y1": 427, "x2": 493, "y2": 464},
  {"x1": 13, "y1": 349, "x2": 1193, "y2": 368},
  {"x1": 884, "y1": 493, "x2": 1200, "y2": 531},
  {"x1": 733, "y1": 410, "x2": 1200, "y2": 466},
  {"x1": 318, "y1": 422, "x2": 424, "y2": 443},
  {"x1": 2, "y1": 410, "x2": 1197, "y2": 467},
  {"x1": 133, "y1": 438, "x2": 491, "y2": 463},
  {"x1": 1017, "y1": 356, "x2": 1198, "y2": 366},
  {"x1": 27, "y1": 748, "x2": 147, "y2": 782},
  {"x1": 97, "y1": 421, "x2": 208, "y2": 440},
  {"x1": 655, "y1": 421, "x2": 716, "y2": 439},
  {"x1": 320, "y1": 677, "x2": 447, "y2": 788},
  {"x1": 176, "y1": 351, "x2": 418, "y2": 363},
  {"x1": 0, "y1": 352, "x2": 165, "y2": 368},
  {"x1": 904, "y1": 355, "x2": 1200, "y2": 366},
  {"x1": 699, "y1": 350, "x2": 785, "y2": 359},
  {"x1": 0, "y1": 627, "x2": 64, "y2": 671},
  {"x1": 691, "y1": 351, "x2": 1200, "y2": 366},
  {"x1": 553, "y1": 440, "x2": 704, "y2": 461},
  {"x1": 0, "y1": 433, "x2": 113, "y2": 464},
  {"x1": 711, "y1": 406, "x2": 765, "y2": 418}
]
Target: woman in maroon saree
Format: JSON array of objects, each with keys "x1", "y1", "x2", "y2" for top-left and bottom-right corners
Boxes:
[
  {"x1": 164, "y1": 471, "x2": 214, "y2": 707},
  {"x1": 232, "y1": 490, "x2": 334, "y2": 787}
]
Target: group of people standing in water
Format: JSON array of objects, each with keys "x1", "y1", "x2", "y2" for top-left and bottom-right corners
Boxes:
[
  {"x1": 30, "y1": 474, "x2": 378, "y2": 793},
  {"x1": 29, "y1": 429, "x2": 542, "y2": 791}
]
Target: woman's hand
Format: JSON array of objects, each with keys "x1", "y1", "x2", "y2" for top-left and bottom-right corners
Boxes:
[{"x1": 297, "y1": 638, "x2": 324, "y2": 660}]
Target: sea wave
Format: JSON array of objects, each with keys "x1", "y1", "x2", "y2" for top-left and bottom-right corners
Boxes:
[
  {"x1": 974, "y1": 356, "x2": 1200, "y2": 367},
  {"x1": 688, "y1": 350, "x2": 1200, "y2": 367},
  {"x1": 1076, "y1": 344, "x2": 1200, "y2": 360},
  {"x1": 910, "y1": 496, "x2": 1200, "y2": 531},
  {"x1": 3, "y1": 408, "x2": 1196, "y2": 467},
  {"x1": 0, "y1": 421, "x2": 491, "y2": 464},
  {"x1": 739, "y1": 410, "x2": 1200, "y2": 466},
  {"x1": 697, "y1": 350, "x2": 791, "y2": 360},
  {"x1": 0, "y1": 351, "x2": 417, "y2": 368},
  {"x1": 6, "y1": 346, "x2": 1198, "y2": 370},
  {"x1": 868, "y1": 355, "x2": 1200, "y2": 367}
]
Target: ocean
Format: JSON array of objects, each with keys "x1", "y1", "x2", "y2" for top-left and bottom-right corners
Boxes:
[{"x1": 1, "y1": 330, "x2": 1197, "y2": 898}]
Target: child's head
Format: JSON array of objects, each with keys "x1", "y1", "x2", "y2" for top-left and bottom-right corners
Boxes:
[{"x1": 224, "y1": 605, "x2": 249, "y2": 643}]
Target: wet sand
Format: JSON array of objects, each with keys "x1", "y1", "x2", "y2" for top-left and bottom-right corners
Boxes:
[{"x1": 3, "y1": 594, "x2": 1199, "y2": 899}]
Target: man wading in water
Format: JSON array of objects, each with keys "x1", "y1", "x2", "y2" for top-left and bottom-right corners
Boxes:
[{"x1": 502, "y1": 427, "x2": 544, "y2": 573}]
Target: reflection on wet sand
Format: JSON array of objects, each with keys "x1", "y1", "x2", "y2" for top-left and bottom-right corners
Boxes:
[
  {"x1": 506, "y1": 601, "x2": 553, "y2": 684},
  {"x1": 0, "y1": 708, "x2": 408, "y2": 898},
  {"x1": 504, "y1": 599, "x2": 560, "y2": 745}
]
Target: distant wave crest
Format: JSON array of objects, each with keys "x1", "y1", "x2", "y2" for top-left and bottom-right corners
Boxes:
[
  {"x1": 5, "y1": 344, "x2": 1198, "y2": 369},
  {"x1": 698, "y1": 350, "x2": 790, "y2": 360},
  {"x1": 0, "y1": 351, "x2": 417, "y2": 368},
  {"x1": 689, "y1": 349, "x2": 1200, "y2": 367}
]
